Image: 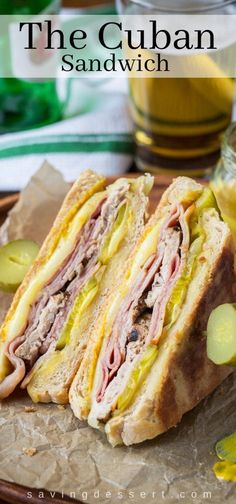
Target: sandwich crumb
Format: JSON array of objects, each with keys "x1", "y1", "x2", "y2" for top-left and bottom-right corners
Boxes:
[
  {"x1": 57, "y1": 405, "x2": 66, "y2": 410},
  {"x1": 24, "y1": 406, "x2": 37, "y2": 413},
  {"x1": 22, "y1": 447, "x2": 37, "y2": 457}
]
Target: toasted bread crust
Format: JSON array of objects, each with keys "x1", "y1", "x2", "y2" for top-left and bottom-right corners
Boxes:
[
  {"x1": 106, "y1": 235, "x2": 235, "y2": 446},
  {"x1": 28, "y1": 179, "x2": 150, "y2": 404},
  {"x1": 156, "y1": 243, "x2": 234, "y2": 430},
  {"x1": 0, "y1": 170, "x2": 105, "y2": 345},
  {"x1": 70, "y1": 177, "x2": 204, "y2": 420}
]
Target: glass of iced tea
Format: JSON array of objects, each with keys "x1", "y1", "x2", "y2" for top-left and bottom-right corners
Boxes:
[{"x1": 117, "y1": 0, "x2": 236, "y2": 176}]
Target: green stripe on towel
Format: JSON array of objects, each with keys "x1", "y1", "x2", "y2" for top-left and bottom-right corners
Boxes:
[{"x1": 0, "y1": 133, "x2": 134, "y2": 159}]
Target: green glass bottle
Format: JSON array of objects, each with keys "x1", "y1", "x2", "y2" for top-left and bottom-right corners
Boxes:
[{"x1": 0, "y1": 0, "x2": 62, "y2": 134}]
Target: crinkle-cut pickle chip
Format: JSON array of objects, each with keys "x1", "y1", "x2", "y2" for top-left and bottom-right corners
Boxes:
[
  {"x1": 207, "y1": 303, "x2": 236, "y2": 366},
  {"x1": 0, "y1": 239, "x2": 39, "y2": 293}
]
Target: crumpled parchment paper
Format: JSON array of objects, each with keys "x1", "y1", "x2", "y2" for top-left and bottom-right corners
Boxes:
[{"x1": 0, "y1": 163, "x2": 235, "y2": 504}]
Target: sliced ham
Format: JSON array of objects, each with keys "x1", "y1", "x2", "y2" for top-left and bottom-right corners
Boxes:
[
  {"x1": 16, "y1": 184, "x2": 128, "y2": 363},
  {"x1": 147, "y1": 203, "x2": 191, "y2": 344},
  {"x1": 0, "y1": 183, "x2": 129, "y2": 397},
  {"x1": 95, "y1": 203, "x2": 192, "y2": 416},
  {"x1": 38, "y1": 260, "x2": 101, "y2": 357},
  {"x1": 0, "y1": 336, "x2": 26, "y2": 399}
]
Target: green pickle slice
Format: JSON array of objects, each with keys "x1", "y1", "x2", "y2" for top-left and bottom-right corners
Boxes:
[
  {"x1": 215, "y1": 431, "x2": 236, "y2": 463},
  {"x1": 0, "y1": 239, "x2": 39, "y2": 293},
  {"x1": 207, "y1": 303, "x2": 236, "y2": 365},
  {"x1": 195, "y1": 187, "x2": 217, "y2": 212}
]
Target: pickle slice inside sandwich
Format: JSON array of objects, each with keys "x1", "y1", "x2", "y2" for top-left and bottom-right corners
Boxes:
[
  {"x1": 88, "y1": 186, "x2": 218, "y2": 424},
  {"x1": 0, "y1": 171, "x2": 153, "y2": 401}
]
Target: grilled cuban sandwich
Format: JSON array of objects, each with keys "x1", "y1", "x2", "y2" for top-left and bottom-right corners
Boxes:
[
  {"x1": 0, "y1": 170, "x2": 153, "y2": 403},
  {"x1": 70, "y1": 177, "x2": 236, "y2": 446}
]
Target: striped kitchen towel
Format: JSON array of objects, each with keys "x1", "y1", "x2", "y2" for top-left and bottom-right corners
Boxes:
[{"x1": 0, "y1": 78, "x2": 134, "y2": 191}]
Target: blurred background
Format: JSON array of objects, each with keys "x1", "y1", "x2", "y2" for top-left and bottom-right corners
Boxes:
[
  {"x1": 0, "y1": 0, "x2": 236, "y2": 194},
  {"x1": 0, "y1": 0, "x2": 132, "y2": 192}
]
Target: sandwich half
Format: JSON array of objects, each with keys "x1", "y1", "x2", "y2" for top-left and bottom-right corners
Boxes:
[
  {"x1": 0, "y1": 170, "x2": 153, "y2": 403},
  {"x1": 69, "y1": 176, "x2": 235, "y2": 445}
]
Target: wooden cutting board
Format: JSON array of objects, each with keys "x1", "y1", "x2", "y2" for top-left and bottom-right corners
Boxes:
[{"x1": 0, "y1": 174, "x2": 201, "y2": 504}]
